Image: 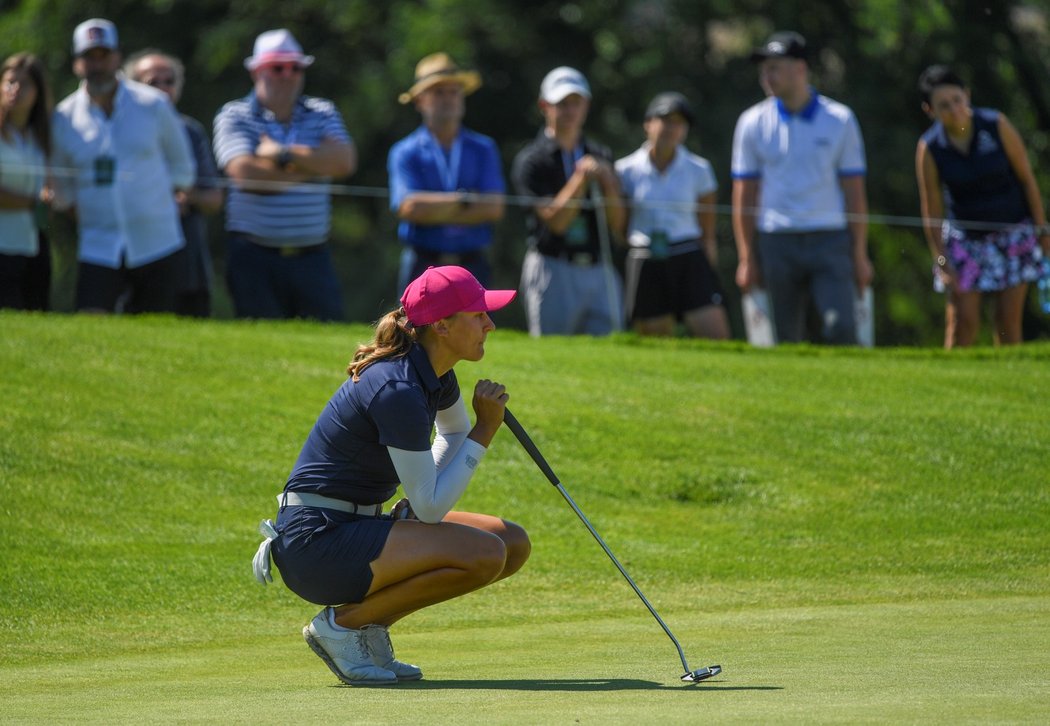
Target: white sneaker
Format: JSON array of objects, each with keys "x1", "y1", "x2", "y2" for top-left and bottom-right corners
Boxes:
[
  {"x1": 361, "y1": 624, "x2": 423, "y2": 681},
  {"x1": 303, "y1": 609, "x2": 398, "y2": 686}
]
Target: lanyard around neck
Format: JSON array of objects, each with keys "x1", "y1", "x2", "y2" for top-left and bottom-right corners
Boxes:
[
  {"x1": 428, "y1": 131, "x2": 463, "y2": 191},
  {"x1": 561, "y1": 144, "x2": 583, "y2": 181}
]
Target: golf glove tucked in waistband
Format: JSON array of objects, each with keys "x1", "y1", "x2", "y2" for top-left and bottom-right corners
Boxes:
[{"x1": 252, "y1": 519, "x2": 279, "y2": 585}]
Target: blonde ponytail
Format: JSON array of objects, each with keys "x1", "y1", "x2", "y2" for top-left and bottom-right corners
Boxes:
[{"x1": 347, "y1": 307, "x2": 418, "y2": 381}]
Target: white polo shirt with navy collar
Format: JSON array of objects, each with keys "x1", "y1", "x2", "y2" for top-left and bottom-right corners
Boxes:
[{"x1": 731, "y1": 91, "x2": 866, "y2": 233}]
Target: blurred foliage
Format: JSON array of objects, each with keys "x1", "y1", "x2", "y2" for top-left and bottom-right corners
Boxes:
[{"x1": 2, "y1": 0, "x2": 1049, "y2": 343}]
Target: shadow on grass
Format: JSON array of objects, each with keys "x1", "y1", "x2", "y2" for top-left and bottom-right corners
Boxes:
[{"x1": 335, "y1": 679, "x2": 783, "y2": 692}]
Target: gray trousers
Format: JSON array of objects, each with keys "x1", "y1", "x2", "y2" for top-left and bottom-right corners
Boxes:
[{"x1": 757, "y1": 229, "x2": 856, "y2": 344}]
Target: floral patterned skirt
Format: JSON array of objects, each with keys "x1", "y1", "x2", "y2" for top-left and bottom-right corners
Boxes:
[{"x1": 933, "y1": 220, "x2": 1045, "y2": 293}]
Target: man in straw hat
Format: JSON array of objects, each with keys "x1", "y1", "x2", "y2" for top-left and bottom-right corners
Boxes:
[
  {"x1": 388, "y1": 52, "x2": 506, "y2": 291},
  {"x1": 213, "y1": 29, "x2": 356, "y2": 321}
]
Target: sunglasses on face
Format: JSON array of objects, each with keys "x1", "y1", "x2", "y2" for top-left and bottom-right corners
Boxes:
[
  {"x1": 262, "y1": 64, "x2": 305, "y2": 76},
  {"x1": 146, "y1": 77, "x2": 177, "y2": 88}
]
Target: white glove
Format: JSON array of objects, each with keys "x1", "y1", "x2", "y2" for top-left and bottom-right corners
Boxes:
[{"x1": 252, "y1": 519, "x2": 279, "y2": 585}]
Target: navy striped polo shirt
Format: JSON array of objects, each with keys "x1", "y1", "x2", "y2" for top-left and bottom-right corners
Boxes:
[{"x1": 213, "y1": 92, "x2": 351, "y2": 244}]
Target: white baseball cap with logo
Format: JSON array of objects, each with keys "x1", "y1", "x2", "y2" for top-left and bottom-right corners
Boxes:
[
  {"x1": 244, "y1": 29, "x2": 315, "y2": 71},
  {"x1": 539, "y1": 66, "x2": 591, "y2": 104},
  {"x1": 73, "y1": 18, "x2": 119, "y2": 56}
]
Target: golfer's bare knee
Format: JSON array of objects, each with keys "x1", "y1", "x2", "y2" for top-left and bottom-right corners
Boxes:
[
  {"x1": 467, "y1": 532, "x2": 507, "y2": 585},
  {"x1": 501, "y1": 521, "x2": 531, "y2": 577}
]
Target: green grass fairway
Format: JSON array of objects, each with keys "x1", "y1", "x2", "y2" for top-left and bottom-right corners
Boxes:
[{"x1": 2, "y1": 313, "x2": 1048, "y2": 724}]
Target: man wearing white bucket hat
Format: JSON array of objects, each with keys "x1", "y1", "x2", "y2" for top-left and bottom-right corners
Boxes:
[{"x1": 213, "y1": 29, "x2": 356, "y2": 321}]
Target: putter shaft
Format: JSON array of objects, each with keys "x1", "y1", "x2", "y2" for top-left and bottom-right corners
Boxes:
[{"x1": 503, "y1": 409, "x2": 719, "y2": 681}]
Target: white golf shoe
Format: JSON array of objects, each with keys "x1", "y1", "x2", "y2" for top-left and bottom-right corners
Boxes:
[
  {"x1": 303, "y1": 609, "x2": 398, "y2": 686},
  {"x1": 361, "y1": 624, "x2": 423, "y2": 681}
]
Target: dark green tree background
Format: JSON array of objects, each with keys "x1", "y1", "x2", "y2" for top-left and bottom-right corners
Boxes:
[{"x1": 3, "y1": 0, "x2": 1049, "y2": 344}]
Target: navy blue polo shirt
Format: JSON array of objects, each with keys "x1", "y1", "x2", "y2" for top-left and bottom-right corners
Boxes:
[
  {"x1": 285, "y1": 343, "x2": 460, "y2": 505},
  {"x1": 922, "y1": 107, "x2": 1029, "y2": 227}
]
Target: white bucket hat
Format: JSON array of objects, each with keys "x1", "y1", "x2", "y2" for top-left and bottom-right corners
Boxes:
[{"x1": 244, "y1": 29, "x2": 315, "y2": 71}]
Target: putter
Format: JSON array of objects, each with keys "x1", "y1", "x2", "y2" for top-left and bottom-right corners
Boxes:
[{"x1": 503, "y1": 408, "x2": 722, "y2": 684}]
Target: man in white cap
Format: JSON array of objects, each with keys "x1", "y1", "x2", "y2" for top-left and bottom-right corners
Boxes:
[
  {"x1": 213, "y1": 29, "x2": 356, "y2": 321},
  {"x1": 51, "y1": 18, "x2": 196, "y2": 314},
  {"x1": 388, "y1": 52, "x2": 505, "y2": 291},
  {"x1": 511, "y1": 66, "x2": 625, "y2": 336}
]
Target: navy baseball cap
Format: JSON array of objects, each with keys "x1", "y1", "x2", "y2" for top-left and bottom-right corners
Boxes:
[
  {"x1": 750, "y1": 31, "x2": 808, "y2": 63},
  {"x1": 644, "y1": 92, "x2": 695, "y2": 125}
]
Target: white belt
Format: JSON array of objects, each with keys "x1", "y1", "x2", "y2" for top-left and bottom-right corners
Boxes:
[{"x1": 277, "y1": 492, "x2": 384, "y2": 517}]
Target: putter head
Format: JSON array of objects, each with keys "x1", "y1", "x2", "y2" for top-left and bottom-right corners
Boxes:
[{"x1": 681, "y1": 665, "x2": 722, "y2": 683}]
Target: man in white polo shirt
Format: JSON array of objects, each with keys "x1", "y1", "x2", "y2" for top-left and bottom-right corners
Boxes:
[
  {"x1": 52, "y1": 18, "x2": 196, "y2": 313},
  {"x1": 731, "y1": 31, "x2": 873, "y2": 344}
]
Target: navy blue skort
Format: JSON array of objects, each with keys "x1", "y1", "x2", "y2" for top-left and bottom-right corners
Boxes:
[{"x1": 271, "y1": 505, "x2": 394, "y2": 606}]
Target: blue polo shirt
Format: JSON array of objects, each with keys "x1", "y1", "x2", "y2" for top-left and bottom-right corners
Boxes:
[
  {"x1": 387, "y1": 125, "x2": 505, "y2": 253},
  {"x1": 731, "y1": 91, "x2": 866, "y2": 233},
  {"x1": 285, "y1": 343, "x2": 461, "y2": 505}
]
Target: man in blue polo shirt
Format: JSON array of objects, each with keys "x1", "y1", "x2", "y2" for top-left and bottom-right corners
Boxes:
[
  {"x1": 388, "y1": 53, "x2": 505, "y2": 290},
  {"x1": 731, "y1": 31, "x2": 873, "y2": 344}
]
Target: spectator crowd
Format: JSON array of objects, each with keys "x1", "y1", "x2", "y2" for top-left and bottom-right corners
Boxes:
[{"x1": 2, "y1": 19, "x2": 1048, "y2": 348}]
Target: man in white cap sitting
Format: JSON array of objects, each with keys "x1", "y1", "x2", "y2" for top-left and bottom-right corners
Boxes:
[
  {"x1": 387, "y1": 52, "x2": 506, "y2": 291},
  {"x1": 51, "y1": 18, "x2": 196, "y2": 314},
  {"x1": 511, "y1": 66, "x2": 625, "y2": 336},
  {"x1": 213, "y1": 29, "x2": 356, "y2": 321}
]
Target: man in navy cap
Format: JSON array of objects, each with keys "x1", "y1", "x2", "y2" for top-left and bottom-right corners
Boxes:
[{"x1": 731, "y1": 31, "x2": 873, "y2": 344}]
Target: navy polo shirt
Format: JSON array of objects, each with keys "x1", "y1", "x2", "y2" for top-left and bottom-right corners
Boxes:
[
  {"x1": 511, "y1": 129, "x2": 613, "y2": 259},
  {"x1": 285, "y1": 343, "x2": 461, "y2": 505},
  {"x1": 921, "y1": 107, "x2": 1029, "y2": 228}
]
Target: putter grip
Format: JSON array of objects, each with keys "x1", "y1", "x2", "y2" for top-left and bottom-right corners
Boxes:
[{"x1": 503, "y1": 409, "x2": 561, "y2": 487}]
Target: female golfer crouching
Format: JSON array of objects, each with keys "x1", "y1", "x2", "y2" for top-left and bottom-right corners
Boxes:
[{"x1": 253, "y1": 266, "x2": 530, "y2": 685}]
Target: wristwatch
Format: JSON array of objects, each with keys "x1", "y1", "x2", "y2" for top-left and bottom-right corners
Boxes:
[
  {"x1": 936, "y1": 254, "x2": 947, "y2": 268},
  {"x1": 276, "y1": 145, "x2": 292, "y2": 169}
]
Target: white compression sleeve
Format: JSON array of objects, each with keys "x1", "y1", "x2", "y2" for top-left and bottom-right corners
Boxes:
[
  {"x1": 388, "y1": 438, "x2": 487, "y2": 524},
  {"x1": 431, "y1": 394, "x2": 471, "y2": 471}
]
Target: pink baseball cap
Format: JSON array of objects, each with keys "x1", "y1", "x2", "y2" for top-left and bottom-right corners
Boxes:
[{"x1": 401, "y1": 266, "x2": 516, "y2": 327}]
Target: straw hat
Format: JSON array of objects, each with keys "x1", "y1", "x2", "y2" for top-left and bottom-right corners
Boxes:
[{"x1": 399, "y1": 53, "x2": 481, "y2": 104}]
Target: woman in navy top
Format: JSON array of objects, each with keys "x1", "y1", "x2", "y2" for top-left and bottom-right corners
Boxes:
[
  {"x1": 915, "y1": 65, "x2": 1050, "y2": 348},
  {"x1": 253, "y1": 266, "x2": 528, "y2": 686}
]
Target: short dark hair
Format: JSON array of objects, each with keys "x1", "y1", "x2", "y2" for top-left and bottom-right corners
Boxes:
[{"x1": 918, "y1": 65, "x2": 966, "y2": 104}]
